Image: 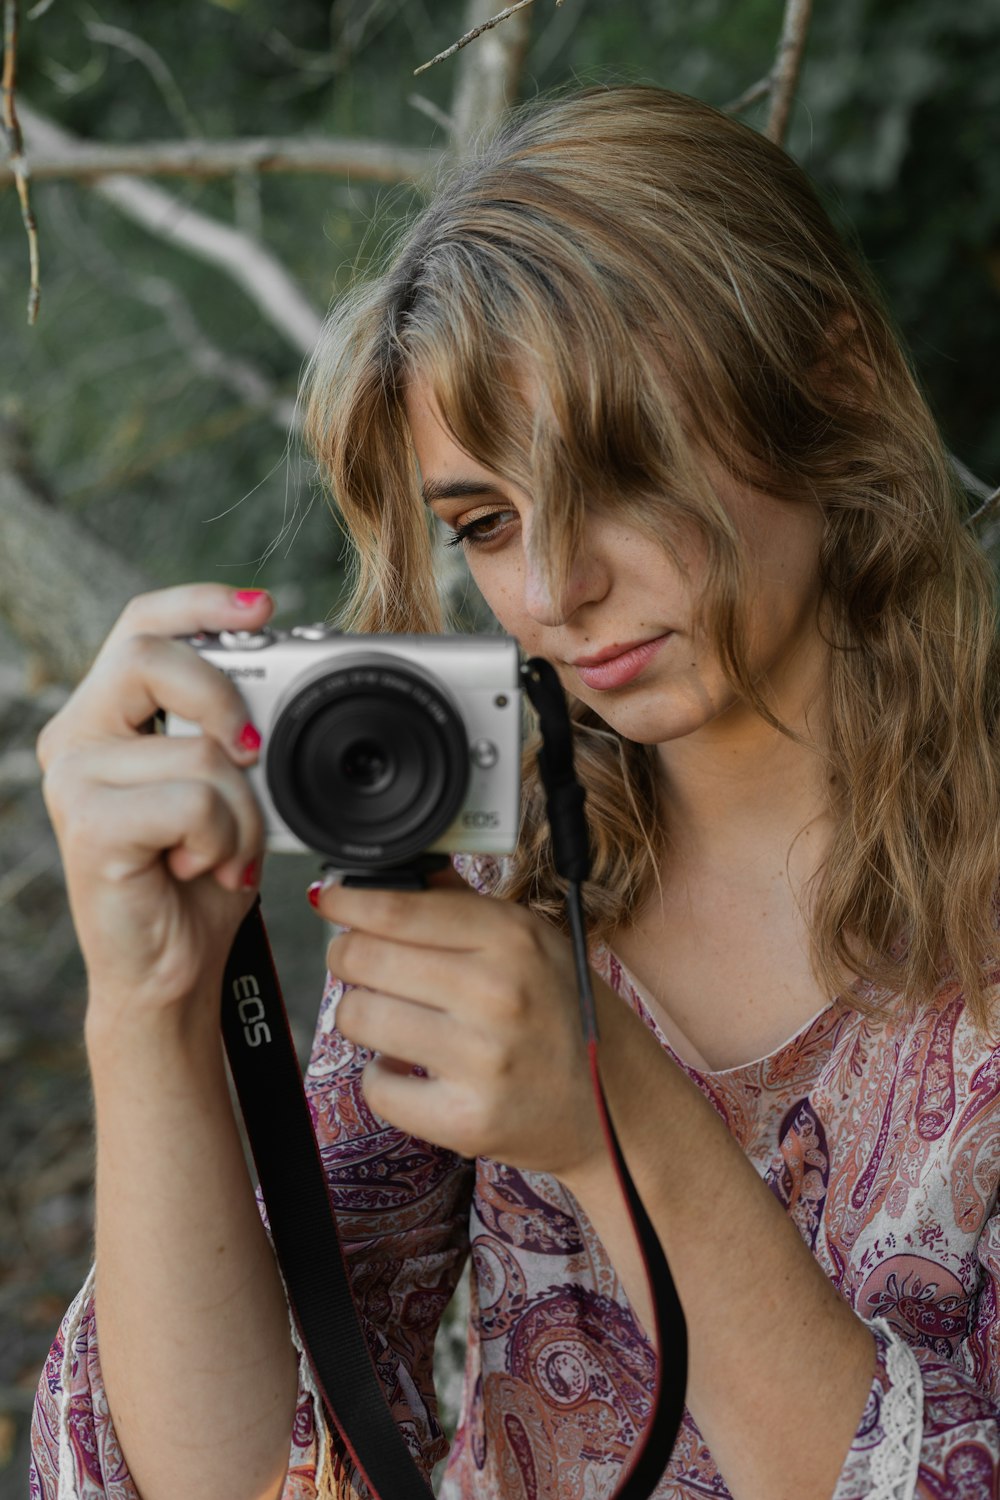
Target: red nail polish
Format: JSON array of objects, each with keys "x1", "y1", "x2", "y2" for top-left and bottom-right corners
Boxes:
[
  {"x1": 233, "y1": 589, "x2": 268, "y2": 608},
  {"x1": 237, "y1": 722, "x2": 261, "y2": 753},
  {"x1": 243, "y1": 858, "x2": 260, "y2": 889},
  {"x1": 307, "y1": 881, "x2": 323, "y2": 909}
]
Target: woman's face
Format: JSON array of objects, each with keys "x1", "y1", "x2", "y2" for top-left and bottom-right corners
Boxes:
[{"x1": 405, "y1": 380, "x2": 829, "y2": 750}]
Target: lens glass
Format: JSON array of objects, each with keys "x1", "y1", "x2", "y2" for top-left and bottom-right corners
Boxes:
[{"x1": 339, "y1": 736, "x2": 393, "y2": 793}]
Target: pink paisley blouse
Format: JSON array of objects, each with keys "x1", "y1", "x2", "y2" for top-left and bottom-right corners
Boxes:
[{"x1": 29, "y1": 856, "x2": 1000, "y2": 1500}]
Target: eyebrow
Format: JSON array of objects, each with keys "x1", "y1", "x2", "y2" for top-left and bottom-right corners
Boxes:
[{"x1": 421, "y1": 478, "x2": 501, "y2": 506}]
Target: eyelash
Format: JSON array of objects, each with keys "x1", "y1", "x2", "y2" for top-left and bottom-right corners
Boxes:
[{"x1": 444, "y1": 510, "x2": 516, "y2": 550}]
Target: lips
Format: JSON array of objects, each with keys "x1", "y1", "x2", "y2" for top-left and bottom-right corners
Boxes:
[{"x1": 572, "y1": 634, "x2": 671, "y2": 690}]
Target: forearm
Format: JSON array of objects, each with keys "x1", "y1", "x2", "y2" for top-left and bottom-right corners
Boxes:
[
  {"x1": 86, "y1": 999, "x2": 300, "y2": 1500},
  {"x1": 559, "y1": 997, "x2": 875, "y2": 1500}
]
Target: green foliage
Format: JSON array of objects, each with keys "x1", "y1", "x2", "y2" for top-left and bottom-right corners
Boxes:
[{"x1": 2, "y1": 0, "x2": 997, "y2": 618}]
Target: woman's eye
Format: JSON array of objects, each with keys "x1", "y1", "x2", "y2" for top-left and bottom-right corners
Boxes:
[{"x1": 444, "y1": 510, "x2": 516, "y2": 550}]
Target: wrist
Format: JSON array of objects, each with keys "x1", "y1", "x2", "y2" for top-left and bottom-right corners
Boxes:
[{"x1": 85, "y1": 982, "x2": 223, "y2": 1071}]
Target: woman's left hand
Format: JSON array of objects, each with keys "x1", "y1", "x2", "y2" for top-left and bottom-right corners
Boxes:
[{"x1": 309, "y1": 869, "x2": 607, "y2": 1179}]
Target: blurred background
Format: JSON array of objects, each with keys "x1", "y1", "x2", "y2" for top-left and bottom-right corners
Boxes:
[{"x1": 1, "y1": 0, "x2": 998, "y2": 1491}]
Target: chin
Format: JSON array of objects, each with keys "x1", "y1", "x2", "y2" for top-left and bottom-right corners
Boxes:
[{"x1": 576, "y1": 692, "x2": 726, "y2": 747}]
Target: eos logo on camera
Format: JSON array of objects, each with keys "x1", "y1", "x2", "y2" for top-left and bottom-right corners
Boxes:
[
  {"x1": 461, "y1": 809, "x2": 500, "y2": 829},
  {"x1": 232, "y1": 974, "x2": 272, "y2": 1047}
]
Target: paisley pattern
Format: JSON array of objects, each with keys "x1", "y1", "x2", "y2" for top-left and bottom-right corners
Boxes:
[{"x1": 29, "y1": 854, "x2": 1000, "y2": 1499}]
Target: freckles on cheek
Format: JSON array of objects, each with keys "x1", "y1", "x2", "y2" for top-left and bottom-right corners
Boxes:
[{"x1": 473, "y1": 570, "x2": 522, "y2": 634}]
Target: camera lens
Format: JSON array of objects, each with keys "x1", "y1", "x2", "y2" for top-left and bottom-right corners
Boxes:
[
  {"x1": 266, "y1": 657, "x2": 469, "y2": 865},
  {"x1": 339, "y1": 738, "x2": 392, "y2": 793}
]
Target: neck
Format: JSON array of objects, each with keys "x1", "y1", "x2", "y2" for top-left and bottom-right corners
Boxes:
[{"x1": 654, "y1": 694, "x2": 835, "y2": 878}]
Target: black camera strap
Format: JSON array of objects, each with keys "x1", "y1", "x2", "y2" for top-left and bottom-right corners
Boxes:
[
  {"x1": 220, "y1": 657, "x2": 688, "y2": 1499},
  {"x1": 222, "y1": 899, "x2": 433, "y2": 1498}
]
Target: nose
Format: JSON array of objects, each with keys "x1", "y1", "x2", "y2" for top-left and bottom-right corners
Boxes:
[{"x1": 522, "y1": 523, "x2": 607, "y2": 626}]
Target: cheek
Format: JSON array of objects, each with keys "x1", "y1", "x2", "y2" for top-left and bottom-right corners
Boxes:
[{"x1": 468, "y1": 557, "x2": 530, "y2": 631}]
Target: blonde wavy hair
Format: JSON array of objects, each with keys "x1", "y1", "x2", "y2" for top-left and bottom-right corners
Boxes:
[{"x1": 303, "y1": 85, "x2": 1000, "y2": 1031}]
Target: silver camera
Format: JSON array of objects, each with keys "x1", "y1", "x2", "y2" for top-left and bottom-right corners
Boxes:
[{"x1": 165, "y1": 625, "x2": 522, "y2": 869}]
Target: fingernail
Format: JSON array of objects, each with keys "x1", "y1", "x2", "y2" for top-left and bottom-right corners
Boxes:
[
  {"x1": 243, "y1": 858, "x2": 260, "y2": 889},
  {"x1": 307, "y1": 881, "x2": 323, "y2": 909},
  {"x1": 233, "y1": 589, "x2": 269, "y2": 608},
  {"x1": 237, "y1": 722, "x2": 262, "y2": 753}
]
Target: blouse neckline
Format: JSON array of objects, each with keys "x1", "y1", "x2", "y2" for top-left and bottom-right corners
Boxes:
[{"x1": 607, "y1": 947, "x2": 849, "y2": 1079}]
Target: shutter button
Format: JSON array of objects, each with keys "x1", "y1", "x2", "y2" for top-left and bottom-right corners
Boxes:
[
  {"x1": 219, "y1": 628, "x2": 275, "y2": 650},
  {"x1": 290, "y1": 624, "x2": 336, "y2": 641}
]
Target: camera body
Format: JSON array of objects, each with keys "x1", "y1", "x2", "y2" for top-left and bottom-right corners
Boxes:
[{"x1": 165, "y1": 625, "x2": 522, "y2": 869}]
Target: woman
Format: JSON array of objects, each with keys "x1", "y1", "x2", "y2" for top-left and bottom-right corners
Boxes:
[{"x1": 30, "y1": 86, "x2": 1000, "y2": 1500}]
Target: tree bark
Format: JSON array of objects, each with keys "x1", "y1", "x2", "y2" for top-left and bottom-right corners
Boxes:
[{"x1": 0, "y1": 419, "x2": 150, "y2": 685}]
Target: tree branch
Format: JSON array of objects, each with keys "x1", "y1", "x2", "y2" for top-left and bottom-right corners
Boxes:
[
  {"x1": 724, "y1": 76, "x2": 772, "y2": 117},
  {"x1": 723, "y1": 0, "x2": 814, "y2": 142},
  {"x1": 84, "y1": 18, "x2": 201, "y2": 137},
  {"x1": 415, "y1": 0, "x2": 558, "y2": 79},
  {"x1": 16, "y1": 101, "x2": 324, "y2": 357},
  {"x1": 764, "y1": 0, "x2": 813, "y2": 147},
  {"x1": 450, "y1": 0, "x2": 535, "y2": 151},
  {"x1": 136, "y1": 275, "x2": 300, "y2": 431},
  {"x1": 965, "y1": 482, "x2": 1000, "y2": 526},
  {"x1": 0, "y1": 124, "x2": 440, "y2": 185},
  {"x1": 2, "y1": 0, "x2": 40, "y2": 322},
  {"x1": 407, "y1": 91, "x2": 455, "y2": 135}
]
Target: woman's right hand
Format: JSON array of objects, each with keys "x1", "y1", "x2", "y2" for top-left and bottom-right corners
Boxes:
[{"x1": 36, "y1": 584, "x2": 274, "y2": 1031}]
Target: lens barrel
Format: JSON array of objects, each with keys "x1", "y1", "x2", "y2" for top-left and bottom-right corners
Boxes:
[{"x1": 265, "y1": 658, "x2": 469, "y2": 865}]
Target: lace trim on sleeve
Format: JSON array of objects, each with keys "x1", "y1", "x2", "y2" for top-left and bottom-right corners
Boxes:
[
  {"x1": 867, "y1": 1318, "x2": 923, "y2": 1500},
  {"x1": 56, "y1": 1265, "x2": 96, "y2": 1500}
]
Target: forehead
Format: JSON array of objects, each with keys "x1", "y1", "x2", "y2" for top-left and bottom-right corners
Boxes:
[{"x1": 404, "y1": 380, "x2": 506, "y2": 494}]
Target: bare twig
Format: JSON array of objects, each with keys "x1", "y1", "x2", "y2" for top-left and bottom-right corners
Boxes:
[
  {"x1": 450, "y1": 0, "x2": 535, "y2": 150},
  {"x1": 414, "y1": 0, "x2": 561, "y2": 77},
  {"x1": 723, "y1": 0, "x2": 814, "y2": 137},
  {"x1": 84, "y1": 20, "x2": 201, "y2": 137},
  {"x1": 408, "y1": 91, "x2": 455, "y2": 134},
  {"x1": 132, "y1": 273, "x2": 300, "y2": 431},
  {"x1": 724, "y1": 76, "x2": 772, "y2": 117},
  {"x1": 966, "y1": 484, "x2": 1000, "y2": 528},
  {"x1": 16, "y1": 102, "x2": 324, "y2": 356},
  {"x1": 952, "y1": 454, "x2": 994, "y2": 503},
  {"x1": 1, "y1": 0, "x2": 40, "y2": 323},
  {"x1": 765, "y1": 0, "x2": 813, "y2": 146}
]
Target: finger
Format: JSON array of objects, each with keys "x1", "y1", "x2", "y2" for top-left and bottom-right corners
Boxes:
[
  {"x1": 335, "y1": 988, "x2": 461, "y2": 1074},
  {"x1": 36, "y1": 586, "x2": 272, "y2": 774},
  {"x1": 325, "y1": 929, "x2": 466, "y2": 1012},
  {"x1": 360, "y1": 1060, "x2": 470, "y2": 1154},
  {"x1": 71, "y1": 735, "x2": 265, "y2": 888},
  {"x1": 65, "y1": 780, "x2": 244, "y2": 887},
  {"x1": 314, "y1": 880, "x2": 515, "y2": 950},
  {"x1": 102, "y1": 583, "x2": 273, "y2": 654},
  {"x1": 77, "y1": 633, "x2": 261, "y2": 751},
  {"x1": 72, "y1": 729, "x2": 258, "y2": 796}
]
